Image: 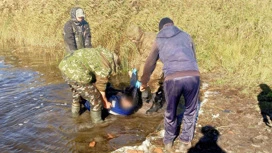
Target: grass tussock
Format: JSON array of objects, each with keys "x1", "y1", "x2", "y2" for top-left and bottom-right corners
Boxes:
[{"x1": 0, "y1": 0, "x2": 272, "y2": 92}]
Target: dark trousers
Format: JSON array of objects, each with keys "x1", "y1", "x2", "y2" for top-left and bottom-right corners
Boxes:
[{"x1": 163, "y1": 76, "x2": 200, "y2": 144}]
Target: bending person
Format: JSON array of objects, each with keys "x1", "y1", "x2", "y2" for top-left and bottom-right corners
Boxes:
[
  {"x1": 58, "y1": 47, "x2": 119, "y2": 123},
  {"x1": 126, "y1": 25, "x2": 164, "y2": 114},
  {"x1": 140, "y1": 18, "x2": 200, "y2": 152}
]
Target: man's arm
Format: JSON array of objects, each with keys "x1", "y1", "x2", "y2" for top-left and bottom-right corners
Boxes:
[
  {"x1": 100, "y1": 91, "x2": 112, "y2": 109},
  {"x1": 95, "y1": 76, "x2": 111, "y2": 109},
  {"x1": 84, "y1": 23, "x2": 92, "y2": 48},
  {"x1": 140, "y1": 42, "x2": 160, "y2": 90},
  {"x1": 64, "y1": 22, "x2": 77, "y2": 52}
]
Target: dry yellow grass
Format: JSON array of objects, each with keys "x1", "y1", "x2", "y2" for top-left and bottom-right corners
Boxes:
[{"x1": 0, "y1": 0, "x2": 271, "y2": 92}]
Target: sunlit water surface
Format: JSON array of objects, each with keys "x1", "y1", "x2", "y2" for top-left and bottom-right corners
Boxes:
[{"x1": 0, "y1": 48, "x2": 162, "y2": 153}]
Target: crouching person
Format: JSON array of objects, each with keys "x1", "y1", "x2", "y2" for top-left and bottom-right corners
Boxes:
[
  {"x1": 58, "y1": 47, "x2": 119, "y2": 123},
  {"x1": 140, "y1": 18, "x2": 200, "y2": 152},
  {"x1": 126, "y1": 25, "x2": 164, "y2": 114}
]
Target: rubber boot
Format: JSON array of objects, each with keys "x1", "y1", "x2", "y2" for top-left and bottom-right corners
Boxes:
[
  {"x1": 141, "y1": 88, "x2": 151, "y2": 103},
  {"x1": 146, "y1": 93, "x2": 163, "y2": 114},
  {"x1": 90, "y1": 110, "x2": 104, "y2": 124},
  {"x1": 71, "y1": 104, "x2": 81, "y2": 118}
]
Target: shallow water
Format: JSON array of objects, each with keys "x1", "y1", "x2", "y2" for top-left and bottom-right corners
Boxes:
[{"x1": 0, "y1": 48, "x2": 163, "y2": 153}]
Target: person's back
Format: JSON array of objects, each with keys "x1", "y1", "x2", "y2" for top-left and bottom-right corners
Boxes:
[
  {"x1": 59, "y1": 47, "x2": 116, "y2": 90},
  {"x1": 59, "y1": 47, "x2": 118, "y2": 123},
  {"x1": 63, "y1": 7, "x2": 92, "y2": 53},
  {"x1": 156, "y1": 25, "x2": 199, "y2": 78},
  {"x1": 140, "y1": 18, "x2": 200, "y2": 152}
]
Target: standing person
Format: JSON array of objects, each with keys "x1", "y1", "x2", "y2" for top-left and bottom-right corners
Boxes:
[
  {"x1": 58, "y1": 47, "x2": 119, "y2": 123},
  {"x1": 140, "y1": 18, "x2": 200, "y2": 152},
  {"x1": 125, "y1": 25, "x2": 164, "y2": 114},
  {"x1": 63, "y1": 7, "x2": 92, "y2": 53}
]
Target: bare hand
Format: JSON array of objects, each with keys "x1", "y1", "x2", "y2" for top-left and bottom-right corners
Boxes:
[
  {"x1": 140, "y1": 84, "x2": 147, "y2": 92},
  {"x1": 104, "y1": 101, "x2": 112, "y2": 109},
  {"x1": 128, "y1": 70, "x2": 132, "y2": 78},
  {"x1": 100, "y1": 91, "x2": 112, "y2": 109}
]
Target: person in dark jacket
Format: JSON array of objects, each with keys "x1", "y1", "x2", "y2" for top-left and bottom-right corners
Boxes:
[
  {"x1": 140, "y1": 18, "x2": 200, "y2": 152},
  {"x1": 63, "y1": 7, "x2": 92, "y2": 53}
]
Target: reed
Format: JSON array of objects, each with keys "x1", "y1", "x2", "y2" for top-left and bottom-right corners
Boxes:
[{"x1": 0, "y1": 0, "x2": 271, "y2": 91}]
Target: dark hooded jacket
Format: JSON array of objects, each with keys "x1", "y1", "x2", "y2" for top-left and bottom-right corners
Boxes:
[
  {"x1": 141, "y1": 25, "x2": 199, "y2": 85},
  {"x1": 63, "y1": 7, "x2": 92, "y2": 53}
]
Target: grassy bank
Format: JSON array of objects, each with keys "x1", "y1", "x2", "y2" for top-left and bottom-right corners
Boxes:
[{"x1": 0, "y1": 0, "x2": 271, "y2": 92}]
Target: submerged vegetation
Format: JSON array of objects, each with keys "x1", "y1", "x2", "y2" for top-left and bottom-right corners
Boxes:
[{"x1": 0, "y1": 0, "x2": 271, "y2": 92}]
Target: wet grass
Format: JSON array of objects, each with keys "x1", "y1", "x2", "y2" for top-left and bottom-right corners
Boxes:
[{"x1": 0, "y1": 0, "x2": 271, "y2": 92}]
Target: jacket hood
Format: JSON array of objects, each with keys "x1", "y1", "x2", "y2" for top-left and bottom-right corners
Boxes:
[
  {"x1": 70, "y1": 7, "x2": 82, "y2": 21},
  {"x1": 157, "y1": 25, "x2": 182, "y2": 38}
]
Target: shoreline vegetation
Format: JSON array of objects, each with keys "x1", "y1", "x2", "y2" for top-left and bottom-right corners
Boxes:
[{"x1": 0, "y1": 0, "x2": 271, "y2": 94}]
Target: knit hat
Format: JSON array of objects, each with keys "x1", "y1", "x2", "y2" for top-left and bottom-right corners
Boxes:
[{"x1": 159, "y1": 17, "x2": 174, "y2": 31}]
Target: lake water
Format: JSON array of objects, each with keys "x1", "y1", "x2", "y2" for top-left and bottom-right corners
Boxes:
[{"x1": 0, "y1": 48, "x2": 163, "y2": 153}]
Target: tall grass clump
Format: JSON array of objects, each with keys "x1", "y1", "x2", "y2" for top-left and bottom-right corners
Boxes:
[{"x1": 0, "y1": 0, "x2": 271, "y2": 92}]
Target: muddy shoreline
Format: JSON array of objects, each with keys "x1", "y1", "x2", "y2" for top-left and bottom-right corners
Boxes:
[
  {"x1": 112, "y1": 81, "x2": 272, "y2": 153},
  {"x1": 1, "y1": 48, "x2": 271, "y2": 153}
]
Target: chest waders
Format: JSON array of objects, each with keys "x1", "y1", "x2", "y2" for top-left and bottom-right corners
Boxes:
[{"x1": 71, "y1": 22, "x2": 85, "y2": 49}]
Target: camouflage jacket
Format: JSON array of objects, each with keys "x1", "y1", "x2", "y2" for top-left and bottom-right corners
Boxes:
[
  {"x1": 138, "y1": 32, "x2": 156, "y2": 61},
  {"x1": 59, "y1": 47, "x2": 117, "y2": 91}
]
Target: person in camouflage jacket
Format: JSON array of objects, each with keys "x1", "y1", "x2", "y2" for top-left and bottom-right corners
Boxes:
[
  {"x1": 126, "y1": 25, "x2": 164, "y2": 114},
  {"x1": 59, "y1": 47, "x2": 118, "y2": 123}
]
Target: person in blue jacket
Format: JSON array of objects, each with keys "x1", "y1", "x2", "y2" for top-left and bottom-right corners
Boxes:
[{"x1": 84, "y1": 69, "x2": 142, "y2": 116}]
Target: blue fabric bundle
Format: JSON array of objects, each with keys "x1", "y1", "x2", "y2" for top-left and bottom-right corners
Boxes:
[{"x1": 84, "y1": 68, "x2": 141, "y2": 116}]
